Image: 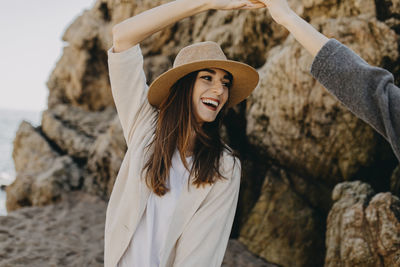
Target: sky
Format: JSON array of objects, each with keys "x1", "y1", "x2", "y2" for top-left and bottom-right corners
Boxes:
[{"x1": 0, "y1": 0, "x2": 95, "y2": 112}]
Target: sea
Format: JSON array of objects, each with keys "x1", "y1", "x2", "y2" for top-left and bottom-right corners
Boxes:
[{"x1": 0, "y1": 108, "x2": 42, "y2": 216}]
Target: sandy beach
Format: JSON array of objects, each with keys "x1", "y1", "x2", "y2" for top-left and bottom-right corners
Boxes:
[{"x1": 0, "y1": 191, "x2": 105, "y2": 267}]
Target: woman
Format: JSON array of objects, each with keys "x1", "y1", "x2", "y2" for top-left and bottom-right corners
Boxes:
[
  {"x1": 262, "y1": 0, "x2": 400, "y2": 161},
  {"x1": 104, "y1": 1, "x2": 263, "y2": 267}
]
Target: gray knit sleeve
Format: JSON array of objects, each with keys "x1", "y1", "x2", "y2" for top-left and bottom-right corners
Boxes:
[{"x1": 310, "y1": 38, "x2": 400, "y2": 161}]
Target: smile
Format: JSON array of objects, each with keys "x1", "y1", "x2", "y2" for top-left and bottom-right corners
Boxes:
[{"x1": 201, "y1": 97, "x2": 219, "y2": 111}]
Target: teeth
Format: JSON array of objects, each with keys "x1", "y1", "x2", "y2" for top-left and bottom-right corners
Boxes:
[{"x1": 201, "y1": 98, "x2": 219, "y2": 107}]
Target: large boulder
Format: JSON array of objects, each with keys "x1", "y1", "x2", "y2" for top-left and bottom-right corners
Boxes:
[
  {"x1": 239, "y1": 165, "x2": 325, "y2": 267},
  {"x1": 41, "y1": 104, "x2": 116, "y2": 159},
  {"x1": 84, "y1": 115, "x2": 127, "y2": 199},
  {"x1": 6, "y1": 121, "x2": 82, "y2": 211},
  {"x1": 47, "y1": 6, "x2": 113, "y2": 111},
  {"x1": 325, "y1": 181, "x2": 400, "y2": 266},
  {"x1": 223, "y1": 239, "x2": 279, "y2": 267}
]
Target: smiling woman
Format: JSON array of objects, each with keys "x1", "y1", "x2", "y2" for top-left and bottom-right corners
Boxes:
[
  {"x1": 105, "y1": 0, "x2": 262, "y2": 266},
  {"x1": 193, "y1": 68, "x2": 232, "y2": 121}
]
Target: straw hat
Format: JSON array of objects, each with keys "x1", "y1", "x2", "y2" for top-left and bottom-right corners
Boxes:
[{"x1": 147, "y1": 41, "x2": 259, "y2": 108}]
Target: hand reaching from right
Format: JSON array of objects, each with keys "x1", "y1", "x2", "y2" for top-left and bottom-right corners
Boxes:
[{"x1": 255, "y1": 0, "x2": 296, "y2": 25}]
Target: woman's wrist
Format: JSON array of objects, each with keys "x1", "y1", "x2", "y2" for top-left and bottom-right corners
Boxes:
[
  {"x1": 277, "y1": 10, "x2": 299, "y2": 29},
  {"x1": 275, "y1": 9, "x2": 329, "y2": 57},
  {"x1": 180, "y1": 0, "x2": 211, "y2": 13}
]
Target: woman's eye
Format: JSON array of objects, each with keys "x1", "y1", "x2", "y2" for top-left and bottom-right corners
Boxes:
[
  {"x1": 222, "y1": 82, "x2": 231, "y2": 88},
  {"x1": 201, "y1": 75, "x2": 212, "y2": 81}
]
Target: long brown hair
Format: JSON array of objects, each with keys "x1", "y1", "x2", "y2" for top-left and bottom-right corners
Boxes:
[{"x1": 143, "y1": 70, "x2": 234, "y2": 196}]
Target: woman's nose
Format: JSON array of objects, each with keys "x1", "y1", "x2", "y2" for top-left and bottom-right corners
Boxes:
[{"x1": 212, "y1": 82, "x2": 224, "y2": 95}]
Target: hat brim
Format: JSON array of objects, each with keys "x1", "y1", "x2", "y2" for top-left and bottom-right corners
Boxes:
[{"x1": 147, "y1": 59, "x2": 259, "y2": 108}]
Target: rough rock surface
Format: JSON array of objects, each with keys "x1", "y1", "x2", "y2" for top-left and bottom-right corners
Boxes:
[
  {"x1": 84, "y1": 115, "x2": 127, "y2": 199},
  {"x1": 41, "y1": 104, "x2": 116, "y2": 159},
  {"x1": 6, "y1": 121, "x2": 82, "y2": 211},
  {"x1": 46, "y1": 6, "x2": 114, "y2": 111},
  {"x1": 239, "y1": 165, "x2": 326, "y2": 266},
  {"x1": 325, "y1": 181, "x2": 400, "y2": 266},
  {"x1": 4, "y1": 0, "x2": 400, "y2": 266},
  {"x1": 223, "y1": 240, "x2": 279, "y2": 267},
  {"x1": 8, "y1": 104, "x2": 124, "y2": 206}
]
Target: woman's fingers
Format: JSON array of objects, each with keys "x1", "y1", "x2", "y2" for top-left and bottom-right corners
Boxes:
[
  {"x1": 230, "y1": 0, "x2": 254, "y2": 9},
  {"x1": 250, "y1": 0, "x2": 266, "y2": 4},
  {"x1": 240, "y1": 0, "x2": 267, "y2": 9},
  {"x1": 213, "y1": 0, "x2": 266, "y2": 10},
  {"x1": 231, "y1": 1, "x2": 248, "y2": 9},
  {"x1": 240, "y1": 3, "x2": 267, "y2": 9}
]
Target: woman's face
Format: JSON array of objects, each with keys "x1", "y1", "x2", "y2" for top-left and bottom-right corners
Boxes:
[{"x1": 192, "y1": 68, "x2": 231, "y2": 123}]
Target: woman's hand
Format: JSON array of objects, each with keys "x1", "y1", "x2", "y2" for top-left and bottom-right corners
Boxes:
[
  {"x1": 206, "y1": 0, "x2": 266, "y2": 10},
  {"x1": 255, "y1": 0, "x2": 296, "y2": 25},
  {"x1": 255, "y1": 0, "x2": 329, "y2": 57}
]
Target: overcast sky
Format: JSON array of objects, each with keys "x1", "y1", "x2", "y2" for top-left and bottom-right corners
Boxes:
[{"x1": 0, "y1": 0, "x2": 95, "y2": 112}]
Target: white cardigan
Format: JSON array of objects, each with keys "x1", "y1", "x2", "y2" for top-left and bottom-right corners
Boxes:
[
  {"x1": 118, "y1": 150, "x2": 192, "y2": 266},
  {"x1": 105, "y1": 43, "x2": 241, "y2": 267}
]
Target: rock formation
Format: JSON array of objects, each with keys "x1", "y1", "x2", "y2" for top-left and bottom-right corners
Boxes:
[
  {"x1": 7, "y1": 121, "x2": 82, "y2": 210},
  {"x1": 325, "y1": 181, "x2": 400, "y2": 266},
  {"x1": 223, "y1": 240, "x2": 279, "y2": 267},
  {"x1": 239, "y1": 165, "x2": 326, "y2": 266},
  {"x1": 2, "y1": 0, "x2": 400, "y2": 266}
]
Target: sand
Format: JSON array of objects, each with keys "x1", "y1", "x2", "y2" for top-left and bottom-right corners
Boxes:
[{"x1": 0, "y1": 191, "x2": 105, "y2": 267}]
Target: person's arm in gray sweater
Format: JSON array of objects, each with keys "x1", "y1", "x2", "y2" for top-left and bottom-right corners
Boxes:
[
  {"x1": 310, "y1": 39, "x2": 400, "y2": 161},
  {"x1": 258, "y1": 0, "x2": 400, "y2": 161}
]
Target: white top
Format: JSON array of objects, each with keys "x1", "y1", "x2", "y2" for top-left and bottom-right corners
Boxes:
[{"x1": 117, "y1": 149, "x2": 192, "y2": 267}]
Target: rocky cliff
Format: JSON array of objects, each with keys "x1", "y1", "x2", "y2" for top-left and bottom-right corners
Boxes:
[{"x1": 2, "y1": 0, "x2": 400, "y2": 266}]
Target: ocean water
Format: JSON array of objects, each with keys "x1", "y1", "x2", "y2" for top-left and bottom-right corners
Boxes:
[{"x1": 0, "y1": 108, "x2": 42, "y2": 216}]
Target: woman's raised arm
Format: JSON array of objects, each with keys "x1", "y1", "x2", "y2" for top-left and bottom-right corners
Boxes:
[{"x1": 112, "y1": 0, "x2": 265, "y2": 53}]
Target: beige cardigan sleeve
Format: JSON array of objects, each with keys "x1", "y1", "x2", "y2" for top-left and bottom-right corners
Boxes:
[
  {"x1": 173, "y1": 155, "x2": 241, "y2": 267},
  {"x1": 107, "y1": 44, "x2": 156, "y2": 145}
]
